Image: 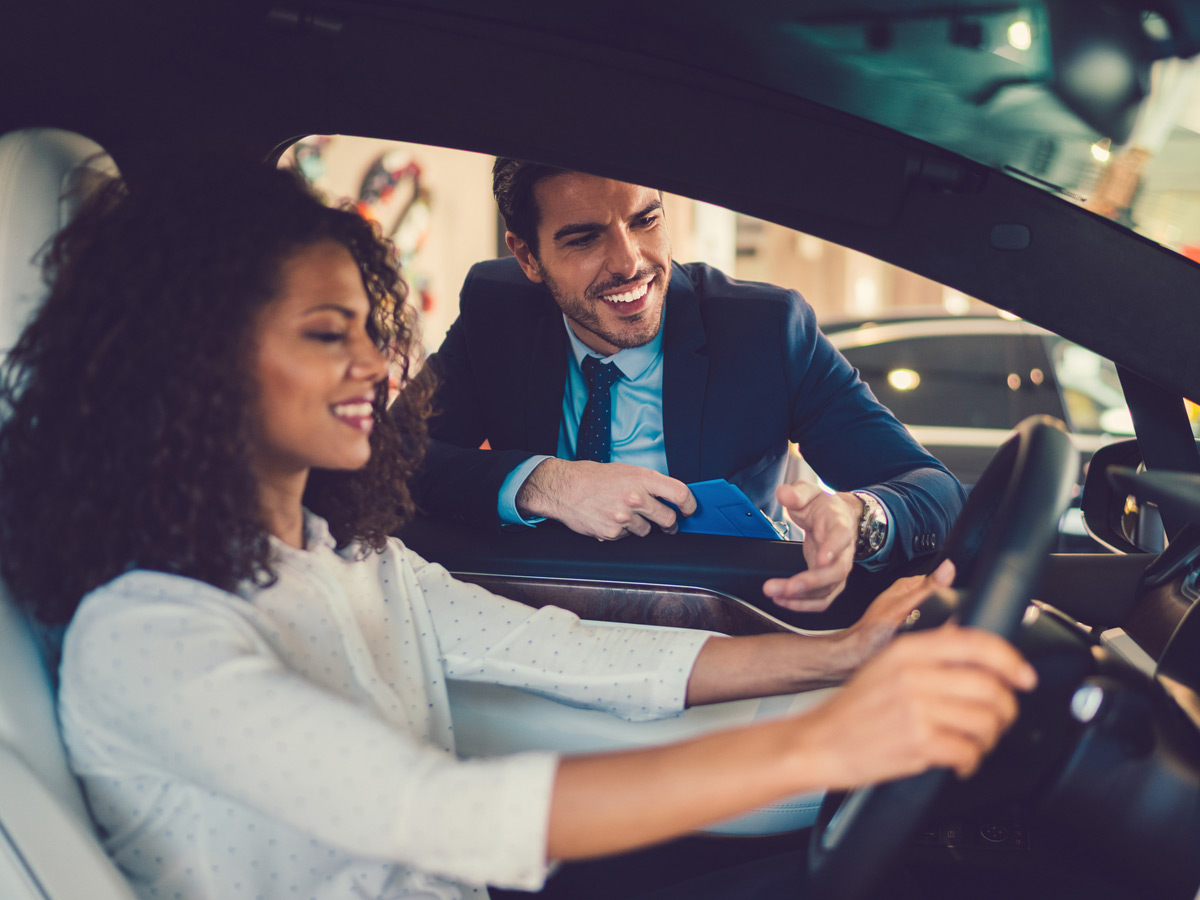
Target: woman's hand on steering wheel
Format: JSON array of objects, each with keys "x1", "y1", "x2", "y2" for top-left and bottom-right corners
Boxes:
[{"x1": 799, "y1": 626, "x2": 1038, "y2": 788}]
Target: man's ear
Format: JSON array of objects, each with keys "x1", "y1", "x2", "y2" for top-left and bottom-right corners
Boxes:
[{"x1": 506, "y1": 232, "x2": 544, "y2": 284}]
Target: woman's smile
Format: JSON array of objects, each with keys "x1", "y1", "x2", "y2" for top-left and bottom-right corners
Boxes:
[{"x1": 331, "y1": 395, "x2": 377, "y2": 432}]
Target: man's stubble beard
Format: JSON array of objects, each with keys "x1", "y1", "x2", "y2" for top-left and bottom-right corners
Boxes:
[{"x1": 539, "y1": 262, "x2": 669, "y2": 351}]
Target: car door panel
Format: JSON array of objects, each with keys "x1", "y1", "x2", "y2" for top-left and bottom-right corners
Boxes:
[{"x1": 397, "y1": 516, "x2": 919, "y2": 631}]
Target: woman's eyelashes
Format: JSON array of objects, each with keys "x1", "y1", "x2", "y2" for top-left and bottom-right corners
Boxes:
[{"x1": 304, "y1": 330, "x2": 348, "y2": 344}]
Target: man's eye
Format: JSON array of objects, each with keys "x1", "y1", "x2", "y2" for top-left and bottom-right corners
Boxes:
[
  {"x1": 566, "y1": 234, "x2": 598, "y2": 247},
  {"x1": 637, "y1": 214, "x2": 659, "y2": 228}
]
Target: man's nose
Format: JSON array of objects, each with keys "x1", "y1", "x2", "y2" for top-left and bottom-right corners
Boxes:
[{"x1": 606, "y1": 229, "x2": 642, "y2": 278}]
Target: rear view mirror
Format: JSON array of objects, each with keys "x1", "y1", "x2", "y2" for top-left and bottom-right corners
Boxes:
[
  {"x1": 1081, "y1": 439, "x2": 1165, "y2": 554},
  {"x1": 1046, "y1": 0, "x2": 1154, "y2": 141}
]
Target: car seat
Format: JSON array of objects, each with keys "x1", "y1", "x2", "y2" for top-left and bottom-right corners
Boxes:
[{"x1": 0, "y1": 127, "x2": 137, "y2": 900}]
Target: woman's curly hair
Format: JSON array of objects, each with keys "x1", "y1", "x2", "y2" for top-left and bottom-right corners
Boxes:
[{"x1": 0, "y1": 158, "x2": 431, "y2": 625}]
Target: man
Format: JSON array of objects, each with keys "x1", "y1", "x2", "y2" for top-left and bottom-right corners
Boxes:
[{"x1": 413, "y1": 158, "x2": 965, "y2": 610}]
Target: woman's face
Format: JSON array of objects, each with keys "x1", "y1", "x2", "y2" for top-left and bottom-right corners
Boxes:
[{"x1": 249, "y1": 239, "x2": 388, "y2": 483}]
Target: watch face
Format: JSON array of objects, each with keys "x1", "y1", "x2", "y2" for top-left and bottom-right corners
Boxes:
[
  {"x1": 855, "y1": 492, "x2": 888, "y2": 559},
  {"x1": 867, "y1": 522, "x2": 885, "y2": 551}
]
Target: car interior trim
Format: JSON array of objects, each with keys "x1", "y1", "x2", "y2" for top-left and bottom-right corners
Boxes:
[{"x1": 452, "y1": 572, "x2": 825, "y2": 637}]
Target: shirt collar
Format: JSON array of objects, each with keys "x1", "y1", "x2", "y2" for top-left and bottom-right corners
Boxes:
[
  {"x1": 303, "y1": 510, "x2": 338, "y2": 552},
  {"x1": 561, "y1": 305, "x2": 666, "y2": 381},
  {"x1": 268, "y1": 509, "x2": 339, "y2": 557}
]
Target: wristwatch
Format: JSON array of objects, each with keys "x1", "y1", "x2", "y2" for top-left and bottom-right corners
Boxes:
[{"x1": 852, "y1": 491, "x2": 889, "y2": 560}]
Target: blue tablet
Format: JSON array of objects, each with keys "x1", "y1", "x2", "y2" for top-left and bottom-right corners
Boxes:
[{"x1": 675, "y1": 479, "x2": 783, "y2": 539}]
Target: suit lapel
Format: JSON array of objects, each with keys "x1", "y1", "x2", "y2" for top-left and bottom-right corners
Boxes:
[
  {"x1": 661, "y1": 264, "x2": 708, "y2": 483},
  {"x1": 522, "y1": 296, "x2": 569, "y2": 454}
]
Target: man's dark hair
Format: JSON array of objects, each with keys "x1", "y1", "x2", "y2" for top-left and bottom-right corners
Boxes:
[
  {"x1": 0, "y1": 159, "x2": 432, "y2": 625},
  {"x1": 492, "y1": 157, "x2": 568, "y2": 258}
]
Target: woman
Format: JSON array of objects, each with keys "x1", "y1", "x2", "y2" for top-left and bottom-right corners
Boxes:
[{"x1": 0, "y1": 160, "x2": 1033, "y2": 900}]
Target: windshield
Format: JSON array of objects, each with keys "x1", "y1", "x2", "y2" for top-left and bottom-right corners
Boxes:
[
  {"x1": 1107, "y1": 57, "x2": 1200, "y2": 258},
  {"x1": 744, "y1": 6, "x2": 1200, "y2": 259}
]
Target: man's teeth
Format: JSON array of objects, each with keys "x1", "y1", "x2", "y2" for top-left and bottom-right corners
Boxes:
[
  {"x1": 333, "y1": 402, "x2": 373, "y2": 417},
  {"x1": 604, "y1": 283, "x2": 649, "y2": 304}
]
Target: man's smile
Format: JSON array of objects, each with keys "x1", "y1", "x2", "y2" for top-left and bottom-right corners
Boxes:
[
  {"x1": 601, "y1": 281, "x2": 650, "y2": 304},
  {"x1": 590, "y1": 272, "x2": 661, "y2": 317}
]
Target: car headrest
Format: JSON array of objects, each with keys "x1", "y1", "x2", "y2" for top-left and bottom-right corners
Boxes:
[
  {"x1": 0, "y1": 128, "x2": 116, "y2": 359},
  {"x1": 0, "y1": 127, "x2": 118, "y2": 822}
]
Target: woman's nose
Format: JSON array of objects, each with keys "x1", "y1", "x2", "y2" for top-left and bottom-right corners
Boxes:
[{"x1": 350, "y1": 338, "x2": 389, "y2": 383}]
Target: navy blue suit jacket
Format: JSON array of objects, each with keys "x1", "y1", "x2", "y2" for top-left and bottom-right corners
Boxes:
[{"x1": 413, "y1": 257, "x2": 965, "y2": 566}]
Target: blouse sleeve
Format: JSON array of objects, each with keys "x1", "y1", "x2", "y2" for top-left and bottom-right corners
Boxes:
[
  {"x1": 398, "y1": 544, "x2": 712, "y2": 722},
  {"x1": 58, "y1": 571, "x2": 558, "y2": 890}
]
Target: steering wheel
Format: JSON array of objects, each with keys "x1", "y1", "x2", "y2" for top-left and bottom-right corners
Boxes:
[{"x1": 807, "y1": 415, "x2": 1079, "y2": 900}]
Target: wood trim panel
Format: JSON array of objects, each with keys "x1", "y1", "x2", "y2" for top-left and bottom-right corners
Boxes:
[{"x1": 454, "y1": 574, "x2": 795, "y2": 636}]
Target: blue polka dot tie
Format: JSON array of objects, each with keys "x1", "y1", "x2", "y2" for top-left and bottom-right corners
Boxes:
[{"x1": 576, "y1": 355, "x2": 624, "y2": 463}]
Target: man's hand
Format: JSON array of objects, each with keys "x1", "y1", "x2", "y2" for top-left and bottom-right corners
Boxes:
[
  {"x1": 516, "y1": 458, "x2": 697, "y2": 540},
  {"x1": 796, "y1": 625, "x2": 1037, "y2": 786},
  {"x1": 762, "y1": 482, "x2": 862, "y2": 611}
]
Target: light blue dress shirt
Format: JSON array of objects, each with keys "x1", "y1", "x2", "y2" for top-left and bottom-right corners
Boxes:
[{"x1": 498, "y1": 314, "x2": 668, "y2": 524}]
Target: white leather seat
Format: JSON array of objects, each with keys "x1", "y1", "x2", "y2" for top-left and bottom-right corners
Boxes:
[{"x1": 0, "y1": 127, "x2": 136, "y2": 900}]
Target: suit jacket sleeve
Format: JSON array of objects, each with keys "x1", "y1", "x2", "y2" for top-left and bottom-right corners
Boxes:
[
  {"x1": 781, "y1": 297, "x2": 966, "y2": 566},
  {"x1": 407, "y1": 266, "x2": 539, "y2": 532}
]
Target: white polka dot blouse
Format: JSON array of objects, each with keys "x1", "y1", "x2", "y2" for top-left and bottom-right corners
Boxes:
[{"x1": 57, "y1": 511, "x2": 708, "y2": 900}]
